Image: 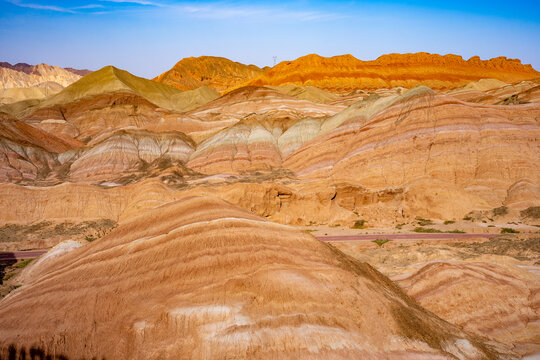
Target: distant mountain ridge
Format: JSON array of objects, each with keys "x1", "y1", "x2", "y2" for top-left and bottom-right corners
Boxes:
[
  {"x1": 243, "y1": 53, "x2": 539, "y2": 93},
  {"x1": 154, "y1": 53, "x2": 539, "y2": 94},
  {"x1": 0, "y1": 62, "x2": 92, "y2": 77},
  {"x1": 0, "y1": 62, "x2": 93, "y2": 104}
]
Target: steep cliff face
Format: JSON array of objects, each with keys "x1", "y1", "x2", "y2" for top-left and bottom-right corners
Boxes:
[
  {"x1": 243, "y1": 53, "x2": 539, "y2": 93},
  {"x1": 154, "y1": 56, "x2": 264, "y2": 93},
  {"x1": 0, "y1": 196, "x2": 507, "y2": 359}
]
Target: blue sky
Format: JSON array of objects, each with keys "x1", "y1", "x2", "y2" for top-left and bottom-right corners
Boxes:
[{"x1": 1, "y1": 0, "x2": 539, "y2": 78}]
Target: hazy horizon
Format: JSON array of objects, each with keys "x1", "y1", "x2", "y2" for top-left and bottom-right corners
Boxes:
[{"x1": 1, "y1": 0, "x2": 539, "y2": 78}]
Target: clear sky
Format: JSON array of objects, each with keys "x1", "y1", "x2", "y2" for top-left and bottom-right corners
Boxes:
[{"x1": 1, "y1": 0, "x2": 539, "y2": 78}]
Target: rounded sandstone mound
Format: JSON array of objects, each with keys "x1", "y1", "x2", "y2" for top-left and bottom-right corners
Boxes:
[{"x1": 0, "y1": 197, "x2": 511, "y2": 359}]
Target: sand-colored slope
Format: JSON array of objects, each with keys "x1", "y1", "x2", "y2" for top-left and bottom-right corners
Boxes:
[
  {"x1": 241, "y1": 53, "x2": 539, "y2": 93},
  {"x1": 266, "y1": 84, "x2": 338, "y2": 104},
  {"x1": 154, "y1": 56, "x2": 264, "y2": 92},
  {"x1": 187, "y1": 86, "x2": 343, "y2": 121},
  {"x1": 450, "y1": 79, "x2": 540, "y2": 105},
  {"x1": 8, "y1": 66, "x2": 219, "y2": 121},
  {"x1": 396, "y1": 261, "x2": 540, "y2": 355},
  {"x1": 283, "y1": 87, "x2": 540, "y2": 212},
  {"x1": 9, "y1": 69, "x2": 219, "y2": 144},
  {"x1": 0, "y1": 63, "x2": 83, "y2": 89},
  {"x1": 0, "y1": 196, "x2": 509, "y2": 359},
  {"x1": 26, "y1": 91, "x2": 172, "y2": 143},
  {"x1": 0, "y1": 83, "x2": 64, "y2": 105},
  {"x1": 37, "y1": 65, "x2": 216, "y2": 113},
  {"x1": 0, "y1": 179, "x2": 175, "y2": 224}
]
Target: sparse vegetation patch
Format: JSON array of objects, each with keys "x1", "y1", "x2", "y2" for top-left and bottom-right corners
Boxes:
[
  {"x1": 413, "y1": 227, "x2": 442, "y2": 233},
  {"x1": 521, "y1": 206, "x2": 540, "y2": 219},
  {"x1": 416, "y1": 217, "x2": 433, "y2": 226},
  {"x1": 492, "y1": 206, "x2": 508, "y2": 217},
  {"x1": 352, "y1": 220, "x2": 366, "y2": 229},
  {"x1": 14, "y1": 259, "x2": 33, "y2": 269},
  {"x1": 372, "y1": 239, "x2": 391, "y2": 247}
]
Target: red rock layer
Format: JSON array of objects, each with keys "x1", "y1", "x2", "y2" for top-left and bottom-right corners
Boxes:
[
  {"x1": 154, "y1": 56, "x2": 264, "y2": 92},
  {"x1": 0, "y1": 196, "x2": 506, "y2": 359},
  {"x1": 244, "y1": 53, "x2": 539, "y2": 93}
]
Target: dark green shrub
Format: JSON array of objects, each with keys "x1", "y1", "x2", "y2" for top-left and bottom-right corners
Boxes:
[
  {"x1": 352, "y1": 220, "x2": 366, "y2": 229},
  {"x1": 413, "y1": 227, "x2": 442, "y2": 233},
  {"x1": 372, "y1": 239, "x2": 391, "y2": 247},
  {"x1": 493, "y1": 206, "x2": 508, "y2": 216},
  {"x1": 416, "y1": 217, "x2": 433, "y2": 226}
]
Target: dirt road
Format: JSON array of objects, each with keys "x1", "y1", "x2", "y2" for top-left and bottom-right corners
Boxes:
[
  {"x1": 317, "y1": 233, "x2": 499, "y2": 242},
  {"x1": 0, "y1": 250, "x2": 47, "y2": 260}
]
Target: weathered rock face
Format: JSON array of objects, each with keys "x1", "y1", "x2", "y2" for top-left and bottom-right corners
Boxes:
[
  {"x1": 0, "y1": 196, "x2": 508, "y2": 359},
  {"x1": 0, "y1": 112, "x2": 83, "y2": 182},
  {"x1": 395, "y1": 261, "x2": 540, "y2": 355},
  {"x1": 69, "y1": 130, "x2": 195, "y2": 182},
  {"x1": 154, "y1": 56, "x2": 264, "y2": 93},
  {"x1": 0, "y1": 179, "x2": 176, "y2": 224},
  {"x1": 185, "y1": 86, "x2": 344, "y2": 173},
  {"x1": 243, "y1": 53, "x2": 539, "y2": 93},
  {"x1": 283, "y1": 87, "x2": 540, "y2": 217}
]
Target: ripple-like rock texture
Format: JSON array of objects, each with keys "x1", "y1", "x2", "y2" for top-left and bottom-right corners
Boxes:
[
  {"x1": 7, "y1": 66, "x2": 219, "y2": 144},
  {"x1": 0, "y1": 196, "x2": 510, "y2": 359},
  {"x1": 186, "y1": 86, "x2": 344, "y2": 173},
  {"x1": 154, "y1": 56, "x2": 264, "y2": 93},
  {"x1": 243, "y1": 53, "x2": 539, "y2": 93},
  {"x1": 284, "y1": 87, "x2": 540, "y2": 218},
  {"x1": 0, "y1": 111, "x2": 83, "y2": 182},
  {"x1": 395, "y1": 261, "x2": 540, "y2": 356},
  {"x1": 69, "y1": 129, "x2": 195, "y2": 182}
]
